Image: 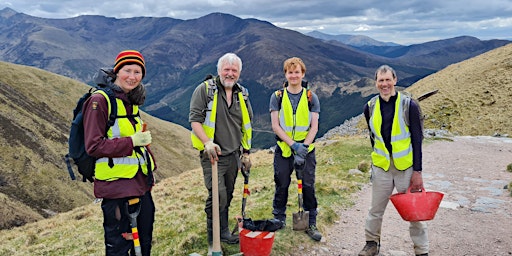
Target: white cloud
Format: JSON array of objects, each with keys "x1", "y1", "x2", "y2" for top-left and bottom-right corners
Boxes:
[
  {"x1": 1, "y1": 0, "x2": 511, "y2": 45},
  {"x1": 354, "y1": 25, "x2": 371, "y2": 32}
]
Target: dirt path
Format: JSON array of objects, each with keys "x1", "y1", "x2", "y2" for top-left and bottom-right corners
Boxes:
[{"x1": 301, "y1": 136, "x2": 512, "y2": 256}]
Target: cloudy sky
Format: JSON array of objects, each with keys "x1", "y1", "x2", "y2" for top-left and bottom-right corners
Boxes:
[{"x1": 1, "y1": 0, "x2": 511, "y2": 45}]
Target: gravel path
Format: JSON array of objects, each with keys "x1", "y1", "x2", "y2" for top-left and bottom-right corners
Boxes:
[{"x1": 300, "y1": 136, "x2": 512, "y2": 256}]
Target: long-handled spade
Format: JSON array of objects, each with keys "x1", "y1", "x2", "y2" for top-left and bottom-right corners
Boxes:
[
  {"x1": 125, "y1": 197, "x2": 143, "y2": 256},
  {"x1": 189, "y1": 161, "x2": 243, "y2": 256},
  {"x1": 211, "y1": 160, "x2": 222, "y2": 256},
  {"x1": 292, "y1": 163, "x2": 309, "y2": 231},
  {"x1": 232, "y1": 163, "x2": 250, "y2": 235}
]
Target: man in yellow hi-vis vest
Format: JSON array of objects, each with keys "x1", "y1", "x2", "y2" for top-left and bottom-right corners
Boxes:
[
  {"x1": 189, "y1": 53, "x2": 253, "y2": 252},
  {"x1": 359, "y1": 65, "x2": 428, "y2": 256},
  {"x1": 269, "y1": 57, "x2": 322, "y2": 241}
]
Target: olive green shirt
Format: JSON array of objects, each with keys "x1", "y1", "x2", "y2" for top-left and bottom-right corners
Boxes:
[{"x1": 189, "y1": 76, "x2": 253, "y2": 155}]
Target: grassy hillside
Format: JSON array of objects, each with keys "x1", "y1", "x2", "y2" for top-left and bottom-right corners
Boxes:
[
  {"x1": 0, "y1": 136, "x2": 372, "y2": 255},
  {"x1": 0, "y1": 61, "x2": 199, "y2": 229},
  {"x1": 406, "y1": 43, "x2": 512, "y2": 136}
]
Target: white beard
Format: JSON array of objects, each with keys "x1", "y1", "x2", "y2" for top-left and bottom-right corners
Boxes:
[
  {"x1": 220, "y1": 76, "x2": 236, "y2": 88},
  {"x1": 223, "y1": 82, "x2": 235, "y2": 88}
]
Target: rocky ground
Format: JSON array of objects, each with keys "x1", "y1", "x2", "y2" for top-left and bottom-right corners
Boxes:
[{"x1": 294, "y1": 135, "x2": 512, "y2": 256}]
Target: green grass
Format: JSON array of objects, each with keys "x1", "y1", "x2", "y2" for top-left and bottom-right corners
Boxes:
[{"x1": 0, "y1": 136, "x2": 372, "y2": 255}]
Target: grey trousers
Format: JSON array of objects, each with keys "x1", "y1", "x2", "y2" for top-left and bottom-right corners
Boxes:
[{"x1": 364, "y1": 161, "x2": 429, "y2": 255}]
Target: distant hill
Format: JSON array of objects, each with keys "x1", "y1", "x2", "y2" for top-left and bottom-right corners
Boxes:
[
  {"x1": 306, "y1": 30, "x2": 401, "y2": 47},
  {"x1": 1, "y1": 7, "x2": 510, "y2": 148},
  {"x1": 0, "y1": 61, "x2": 199, "y2": 230}
]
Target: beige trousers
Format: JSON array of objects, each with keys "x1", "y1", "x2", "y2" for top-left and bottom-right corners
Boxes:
[{"x1": 364, "y1": 161, "x2": 429, "y2": 255}]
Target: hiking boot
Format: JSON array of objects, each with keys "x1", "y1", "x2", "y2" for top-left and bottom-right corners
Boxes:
[
  {"x1": 305, "y1": 225, "x2": 322, "y2": 241},
  {"x1": 220, "y1": 228, "x2": 239, "y2": 244},
  {"x1": 219, "y1": 210, "x2": 239, "y2": 244},
  {"x1": 207, "y1": 244, "x2": 213, "y2": 256},
  {"x1": 276, "y1": 218, "x2": 286, "y2": 230},
  {"x1": 358, "y1": 241, "x2": 379, "y2": 256}
]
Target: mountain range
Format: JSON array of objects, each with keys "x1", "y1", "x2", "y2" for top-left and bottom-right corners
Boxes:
[
  {"x1": 0, "y1": 7, "x2": 510, "y2": 148},
  {"x1": 306, "y1": 30, "x2": 401, "y2": 47}
]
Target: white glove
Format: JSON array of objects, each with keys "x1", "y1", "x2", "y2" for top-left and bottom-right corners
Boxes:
[
  {"x1": 241, "y1": 154, "x2": 251, "y2": 170},
  {"x1": 131, "y1": 131, "x2": 152, "y2": 147},
  {"x1": 204, "y1": 141, "x2": 221, "y2": 162}
]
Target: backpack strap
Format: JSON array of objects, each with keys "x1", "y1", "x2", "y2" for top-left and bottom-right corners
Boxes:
[
  {"x1": 93, "y1": 87, "x2": 118, "y2": 132},
  {"x1": 276, "y1": 87, "x2": 313, "y2": 110},
  {"x1": 369, "y1": 93, "x2": 412, "y2": 127},
  {"x1": 239, "y1": 84, "x2": 249, "y2": 101},
  {"x1": 205, "y1": 78, "x2": 249, "y2": 103},
  {"x1": 402, "y1": 94, "x2": 412, "y2": 127},
  {"x1": 204, "y1": 78, "x2": 217, "y2": 103},
  {"x1": 94, "y1": 87, "x2": 118, "y2": 169},
  {"x1": 103, "y1": 88, "x2": 118, "y2": 130}
]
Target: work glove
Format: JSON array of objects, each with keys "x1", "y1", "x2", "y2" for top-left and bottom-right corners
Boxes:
[
  {"x1": 241, "y1": 154, "x2": 251, "y2": 171},
  {"x1": 204, "y1": 140, "x2": 221, "y2": 163},
  {"x1": 294, "y1": 154, "x2": 305, "y2": 166},
  {"x1": 291, "y1": 142, "x2": 309, "y2": 158},
  {"x1": 130, "y1": 131, "x2": 152, "y2": 147}
]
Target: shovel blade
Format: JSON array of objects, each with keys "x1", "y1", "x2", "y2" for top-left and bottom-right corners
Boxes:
[{"x1": 292, "y1": 211, "x2": 309, "y2": 231}]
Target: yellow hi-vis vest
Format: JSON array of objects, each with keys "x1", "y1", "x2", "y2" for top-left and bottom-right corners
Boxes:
[
  {"x1": 276, "y1": 88, "x2": 315, "y2": 157},
  {"x1": 93, "y1": 90, "x2": 155, "y2": 181},
  {"x1": 190, "y1": 80, "x2": 252, "y2": 151},
  {"x1": 368, "y1": 92, "x2": 413, "y2": 171}
]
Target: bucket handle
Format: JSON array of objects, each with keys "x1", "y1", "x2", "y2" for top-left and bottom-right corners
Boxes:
[{"x1": 406, "y1": 186, "x2": 426, "y2": 194}]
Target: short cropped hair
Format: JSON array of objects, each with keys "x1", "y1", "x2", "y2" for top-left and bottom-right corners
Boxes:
[
  {"x1": 283, "y1": 57, "x2": 306, "y2": 74},
  {"x1": 374, "y1": 65, "x2": 397, "y2": 80}
]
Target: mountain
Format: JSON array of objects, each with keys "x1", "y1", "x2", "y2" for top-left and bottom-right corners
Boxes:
[
  {"x1": 306, "y1": 30, "x2": 401, "y2": 47},
  {"x1": 306, "y1": 30, "x2": 510, "y2": 71},
  {"x1": 1, "y1": 7, "x2": 510, "y2": 148},
  {"x1": 0, "y1": 61, "x2": 199, "y2": 230}
]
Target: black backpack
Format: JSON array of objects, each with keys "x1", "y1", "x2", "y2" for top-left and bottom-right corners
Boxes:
[{"x1": 64, "y1": 86, "x2": 117, "y2": 182}]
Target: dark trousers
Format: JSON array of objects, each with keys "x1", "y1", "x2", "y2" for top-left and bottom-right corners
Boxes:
[
  {"x1": 200, "y1": 151, "x2": 239, "y2": 220},
  {"x1": 101, "y1": 191, "x2": 155, "y2": 256},
  {"x1": 272, "y1": 146, "x2": 318, "y2": 225}
]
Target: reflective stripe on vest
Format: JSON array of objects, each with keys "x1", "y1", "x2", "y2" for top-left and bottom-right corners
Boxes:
[
  {"x1": 277, "y1": 88, "x2": 314, "y2": 157},
  {"x1": 93, "y1": 91, "x2": 155, "y2": 181},
  {"x1": 191, "y1": 81, "x2": 252, "y2": 151},
  {"x1": 239, "y1": 89, "x2": 252, "y2": 150},
  {"x1": 368, "y1": 92, "x2": 412, "y2": 171}
]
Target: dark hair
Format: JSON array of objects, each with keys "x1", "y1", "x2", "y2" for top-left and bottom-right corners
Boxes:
[{"x1": 375, "y1": 65, "x2": 396, "y2": 80}]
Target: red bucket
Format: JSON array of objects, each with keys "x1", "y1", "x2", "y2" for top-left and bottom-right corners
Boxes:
[
  {"x1": 239, "y1": 228, "x2": 275, "y2": 256},
  {"x1": 389, "y1": 187, "x2": 444, "y2": 221}
]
